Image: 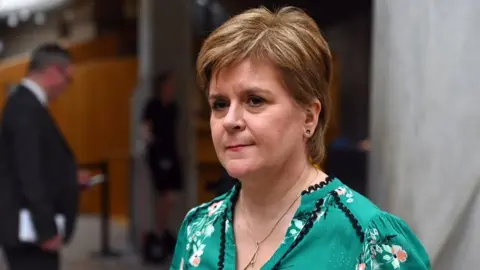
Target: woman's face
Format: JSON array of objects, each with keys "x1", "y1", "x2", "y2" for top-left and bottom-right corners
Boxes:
[{"x1": 208, "y1": 59, "x2": 310, "y2": 179}]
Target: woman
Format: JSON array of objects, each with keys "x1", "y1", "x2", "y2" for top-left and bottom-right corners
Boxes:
[
  {"x1": 141, "y1": 71, "x2": 182, "y2": 257},
  {"x1": 171, "y1": 6, "x2": 430, "y2": 270}
]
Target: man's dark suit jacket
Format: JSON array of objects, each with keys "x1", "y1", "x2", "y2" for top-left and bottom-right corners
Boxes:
[{"x1": 0, "y1": 85, "x2": 79, "y2": 248}]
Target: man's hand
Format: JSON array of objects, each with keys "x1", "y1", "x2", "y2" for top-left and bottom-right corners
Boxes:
[
  {"x1": 40, "y1": 234, "x2": 62, "y2": 252},
  {"x1": 77, "y1": 169, "x2": 91, "y2": 187}
]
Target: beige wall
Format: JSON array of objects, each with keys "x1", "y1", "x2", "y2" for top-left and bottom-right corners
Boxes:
[{"x1": 370, "y1": 0, "x2": 480, "y2": 268}]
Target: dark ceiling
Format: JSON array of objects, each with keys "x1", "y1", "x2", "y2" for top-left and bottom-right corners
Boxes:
[{"x1": 219, "y1": 0, "x2": 372, "y2": 27}]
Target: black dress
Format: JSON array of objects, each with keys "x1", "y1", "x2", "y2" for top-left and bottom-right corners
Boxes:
[{"x1": 142, "y1": 98, "x2": 182, "y2": 192}]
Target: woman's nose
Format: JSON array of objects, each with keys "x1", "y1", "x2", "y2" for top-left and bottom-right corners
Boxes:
[{"x1": 222, "y1": 104, "x2": 245, "y2": 132}]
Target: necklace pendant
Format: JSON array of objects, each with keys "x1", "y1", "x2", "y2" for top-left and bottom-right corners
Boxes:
[
  {"x1": 244, "y1": 259, "x2": 255, "y2": 270},
  {"x1": 244, "y1": 242, "x2": 260, "y2": 270}
]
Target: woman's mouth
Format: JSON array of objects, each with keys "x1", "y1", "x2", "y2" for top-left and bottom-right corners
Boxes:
[{"x1": 226, "y1": 144, "x2": 253, "y2": 152}]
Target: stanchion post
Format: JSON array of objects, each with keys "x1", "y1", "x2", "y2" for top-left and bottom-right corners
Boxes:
[
  {"x1": 90, "y1": 161, "x2": 121, "y2": 259},
  {"x1": 100, "y1": 161, "x2": 110, "y2": 255}
]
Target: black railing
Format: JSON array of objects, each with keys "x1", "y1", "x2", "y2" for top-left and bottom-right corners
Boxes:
[{"x1": 80, "y1": 161, "x2": 121, "y2": 259}]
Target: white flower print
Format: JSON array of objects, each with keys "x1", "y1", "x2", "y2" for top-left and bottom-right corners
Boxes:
[
  {"x1": 225, "y1": 219, "x2": 231, "y2": 233},
  {"x1": 208, "y1": 201, "x2": 224, "y2": 216},
  {"x1": 183, "y1": 199, "x2": 227, "y2": 268},
  {"x1": 282, "y1": 218, "x2": 306, "y2": 244},
  {"x1": 288, "y1": 219, "x2": 305, "y2": 237},
  {"x1": 315, "y1": 209, "x2": 326, "y2": 223},
  {"x1": 335, "y1": 186, "x2": 355, "y2": 203},
  {"x1": 382, "y1": 244, "x2": 408, "y2": 269},
  {"x1": 360, "y1": 225, "x2": 410, "y2": 270},
  {"x1": 189, "y1": 243, "x2": 205, "y2": 267},
  {"x1": 370, "y1": 228, "x2": 379, "y2": 241},
  {"x1": 336, "y1": 186, "x2": 347, "y2": 196},
  {"x1": 371, "y1": 260, "x2": 381, "y2": 270},
  {"x1": 204, "y1": 224, "x2": 215, "y2": 237},
  {"x1": 356, "y1": 263, "x2": 366, "y2": 270},
  {"x1": 180, "y1": 258, "x2": 184, "y2": 270}
]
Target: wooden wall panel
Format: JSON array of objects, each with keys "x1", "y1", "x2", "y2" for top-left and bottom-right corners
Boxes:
[
  {"x1": 51, "y1": 58, "x2": 138, "y2": 216},
  {"x1": 67, "y1": 34, "x2": 119, "y2": 62},
  {"x1": 0, "y1": 61, "x2": 28, "y2": 108}
]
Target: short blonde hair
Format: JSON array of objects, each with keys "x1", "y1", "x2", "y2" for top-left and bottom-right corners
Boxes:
[{"x1": 197, "y1": 6, "x2": 333, "y2": 164}]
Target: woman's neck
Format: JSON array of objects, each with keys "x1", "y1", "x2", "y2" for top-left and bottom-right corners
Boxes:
[{"x1": 238, "y1": 161, "x2": 322, "y2": 222}]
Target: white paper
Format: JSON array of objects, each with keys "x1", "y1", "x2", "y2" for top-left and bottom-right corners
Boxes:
[{"x1": 18, "y1": 209, "x2": 65, "y2": 243}]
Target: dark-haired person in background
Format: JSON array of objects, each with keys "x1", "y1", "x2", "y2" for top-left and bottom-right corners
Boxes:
[
  {"x1": 141, "y1": 71, "x2": 182, "y2": 260},
  {"x1": 0, "y1": 43, "x2": 90, "y2": 270}
]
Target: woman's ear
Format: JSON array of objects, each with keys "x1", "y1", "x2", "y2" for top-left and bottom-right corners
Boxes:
[{"x1": 304, "y1": 99, "x2": 322, "y2": 137}]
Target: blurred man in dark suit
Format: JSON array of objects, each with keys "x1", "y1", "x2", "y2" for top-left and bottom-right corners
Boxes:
[{"x1": 0, "y1": 43, "x2": 90, "y2": 270}]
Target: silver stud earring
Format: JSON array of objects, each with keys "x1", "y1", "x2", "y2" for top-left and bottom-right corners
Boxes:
[{"x1": 306, "y1": 129, "x2": 311, "y2": 136}]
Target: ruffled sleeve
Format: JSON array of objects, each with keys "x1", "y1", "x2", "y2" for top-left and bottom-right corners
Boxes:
[{"x1": 356, "y1": 213, "x2": 431, "y2": 270}]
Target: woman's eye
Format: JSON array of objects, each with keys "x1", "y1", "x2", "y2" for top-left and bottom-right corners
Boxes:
[
  {"x1": 247, "y1": 96, "x2": 265, "y2": 107},
  {"x1": 211, "y1": 99, "x2": 229, "y2": 110}
]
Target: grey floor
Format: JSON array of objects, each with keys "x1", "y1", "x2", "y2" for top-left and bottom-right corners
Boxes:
[{"x1": 0, "y1": 216, "x2": 169, "y2": 270}]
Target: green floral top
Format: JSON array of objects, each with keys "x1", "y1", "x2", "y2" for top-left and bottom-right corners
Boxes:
[{"x1": 170, "y1": 177, "x2": 431, "y2": 269}]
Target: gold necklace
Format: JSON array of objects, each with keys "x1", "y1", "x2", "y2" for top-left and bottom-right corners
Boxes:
[{"x1": 240, "y1": 169, "x2": 319, "y2": 269}]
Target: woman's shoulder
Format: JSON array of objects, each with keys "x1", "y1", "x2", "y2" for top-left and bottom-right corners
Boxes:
[
  {"x1": 326, "y1": 182, "x2": 431, "y2": 269},
  {"x1": 330, "y1": 184, "x2": 384, "y2": 226},
  {"x1": 181, "y1": 186, "x2": 236, "y2": 226},
  {"x1": 329, "y1": 182, "x2": 422, "y2": 243},
  {"x1": 305, "y1": 179, "x2": 386, "y2": 229}
]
